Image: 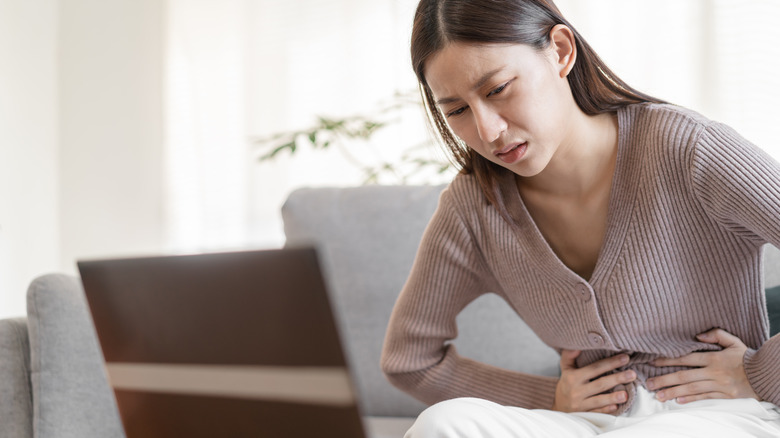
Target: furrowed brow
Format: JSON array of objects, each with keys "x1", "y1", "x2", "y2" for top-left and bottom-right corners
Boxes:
[
  {"x1": 434, "y1": 67, "x2": 505, "y2": 106},
  {"x1": 472, "y1": 67, "x2": 504, "y2": 91}
]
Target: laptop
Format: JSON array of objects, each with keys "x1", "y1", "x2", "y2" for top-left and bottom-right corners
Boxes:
[{"x1": 78, "y1": 247, "x2": 366, "y2": 438}]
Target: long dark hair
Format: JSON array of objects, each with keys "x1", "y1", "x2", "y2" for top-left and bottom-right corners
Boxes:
[{"x1": 411, "y1": 0, "x2": 663, "y2": 208}]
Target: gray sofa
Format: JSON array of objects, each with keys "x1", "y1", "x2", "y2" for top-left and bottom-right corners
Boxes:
[{"x1": 1, "y1": 184, "x2": 779, "y2": 438}]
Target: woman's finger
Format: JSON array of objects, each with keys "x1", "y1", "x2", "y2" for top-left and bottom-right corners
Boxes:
[
  {"x1": 589, "y1": 404, "x2": 619, "y2": 414},
  {"x1": 580, "y1": 391, "x2": 628, "y2": 412},
  {"x1": 697, "y1": 328, "x2": 743, "y2": 349},
  {"x1": 655, "y1": 380, "x2": 721, "y2": 402},
  {"x1": 654, "y1": 328, "x2": 747, "y2": 367},
  {"x1": 559, "y1": 349, "x2": 581, "y2": 372},
  {"x1": 575, "y1": 353, "x2": 630, "y2": 382},
  {"x1": 585, "y1": 369, "x2": 637, "y2": 395},
  {"x1": 646, "y1": 368, "x2": 707, "y2": 391}
]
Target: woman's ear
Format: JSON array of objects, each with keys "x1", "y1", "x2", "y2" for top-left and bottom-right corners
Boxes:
[{"x1": 548, "y1": 24, "x2": 576, "y2": 78}]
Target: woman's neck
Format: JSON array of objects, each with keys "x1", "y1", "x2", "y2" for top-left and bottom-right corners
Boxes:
[{"x1": 520, "y1": 111, "x2": 619, "y2": 200}]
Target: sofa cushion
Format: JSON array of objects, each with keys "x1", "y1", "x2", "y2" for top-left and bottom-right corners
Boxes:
[
  {"x1": 0, "y1": 317, "x2": 33, "y2": 438},
  {"x1": 765, "y1": 245, "x2": 780, "y2": 288},
  {"x1": 364, "y1": 416, "x2": 416, "y2": 438},
  {"x1": 762, "y1": 245, "x2": 780, "y2": 336},
  {"x1": 767, "y1": 285, "x2": 780, "y2": 337},
  {"x1": 27, "y1": 274, "x2": 125, "y2": 438},
  {"x1": 282, "y1": 185, "x2": 559, "y2": 418}
]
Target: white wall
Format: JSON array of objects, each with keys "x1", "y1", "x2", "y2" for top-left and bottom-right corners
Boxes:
[
  {"x1": 0, "y1": 0, "x2": 61, "y2": 318},
  {"x1": 0, "y1": 0, "x2": 166, "y2": 319},
  {"x1": 59, "y1": 0, "x2": 165, "y2": 269}
]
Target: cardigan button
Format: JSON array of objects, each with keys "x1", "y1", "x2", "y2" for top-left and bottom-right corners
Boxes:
[
  {"x1": 575, "y1": 282, "x2": 591, "y2": 301},
  {"x1": 588, "y1": 332, "x2": 605, "y2": 347}
]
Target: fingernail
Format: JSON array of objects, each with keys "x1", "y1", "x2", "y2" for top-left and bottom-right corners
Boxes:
[
  {"x1": 656, "y1": 391, "x2": 665, "y2": 401},
  {"x1": 620, "y1": 355, "x2": 629, "y2": 364},
  {"x1": 646, "y1": 380, "x2": 655, "y2": 390},
  {"x1": 617, "y1": 392, "x2": 627, "y2": 402},
  {"x1": 625, "y1": 370, "x2": 636, "y2": 381}
]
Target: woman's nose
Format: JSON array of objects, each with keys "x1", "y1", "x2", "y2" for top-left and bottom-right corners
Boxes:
[{"x1": 474, "y1": 107, "x2": 507, "y2": 144}]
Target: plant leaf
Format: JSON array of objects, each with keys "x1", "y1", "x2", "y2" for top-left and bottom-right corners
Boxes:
[{"x1": 259, "y1": 140, "x2": 297, "y2": 161}]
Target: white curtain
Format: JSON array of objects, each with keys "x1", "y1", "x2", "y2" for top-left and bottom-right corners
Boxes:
[
  {"x1": 560, "y1": 0, "x2": 780, "y2": 152},
  {"x1": 165, "y1": 0, "x2": 250, "y2": 252},
  {"x1": 165, "y1": 0, "x2": 780, "y2": 251}
]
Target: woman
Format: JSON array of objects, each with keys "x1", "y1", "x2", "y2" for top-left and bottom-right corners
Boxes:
[{"x1": 380, "y1": 0, "x2": 780, "y2": 436}]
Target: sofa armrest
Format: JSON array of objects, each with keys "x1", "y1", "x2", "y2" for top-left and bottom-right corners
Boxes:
[
  {"x1": 0, "y1": 317, "x2": 33, "y2": 438},
  {"x1": 27, "y1": 273, "x2": 125, "y2": 438}
]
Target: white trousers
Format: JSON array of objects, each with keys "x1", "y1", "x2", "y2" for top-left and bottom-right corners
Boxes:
[{"x1": 405, "y1": 387, "x2": 780, "y2": 438}]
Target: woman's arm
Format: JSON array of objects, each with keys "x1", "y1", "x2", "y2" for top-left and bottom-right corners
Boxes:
[
  {"x1": 653, "y1": 122, "x2": 780, "y2": 404},
  {"x1": 380, "y1": 186, "x2": 559, "y2": 409}
]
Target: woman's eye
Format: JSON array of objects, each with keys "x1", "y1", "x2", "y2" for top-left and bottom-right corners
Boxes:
[
  {"x1": 447, "y1": 106, "x2": 467, "y2": 118},
  {"x1": 487, "y1": 82, "x2": 508, "y2": 97}
]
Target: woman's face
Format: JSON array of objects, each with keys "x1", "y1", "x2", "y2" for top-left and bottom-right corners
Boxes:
[{"x1": 425, "y1": 41, "x2": 578, "y2": 178}]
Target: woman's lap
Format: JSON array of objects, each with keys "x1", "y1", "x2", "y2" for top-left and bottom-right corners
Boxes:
[
  {"x1": 405, "y1": 397, "x2": 601, "y2": 438},
  {"x1": 405, "y1": 388, "x2": 780, "y2": 438}
]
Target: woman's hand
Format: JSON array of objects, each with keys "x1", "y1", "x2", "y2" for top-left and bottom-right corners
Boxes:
[
  {"x1": 552, "y1": 350, "x2": 637, "y2": 414},
  {"x1": 646, "y1": 328, "x2": 759, "y2": 403}
]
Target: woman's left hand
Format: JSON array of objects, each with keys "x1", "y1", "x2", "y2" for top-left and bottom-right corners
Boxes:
[{"x1": 645, "y1": 328, "x2": 760, "y2": 403}]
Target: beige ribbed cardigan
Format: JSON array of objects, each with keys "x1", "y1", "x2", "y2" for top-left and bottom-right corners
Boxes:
[{"x1": 381, "y1": 103, "x2": 780, "y2": 414}]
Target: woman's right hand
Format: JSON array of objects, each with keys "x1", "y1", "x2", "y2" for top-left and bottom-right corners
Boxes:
[{"x1": 552, "y1": 350, "x2": 637, "y2": 414}]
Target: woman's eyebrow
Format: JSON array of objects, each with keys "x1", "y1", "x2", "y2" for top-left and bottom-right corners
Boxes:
[
  {"x1": 471, "y1": 67, "x2": 505, "y2": 91},
  {"x1": 435, "y1": 67, "x2": 506, "y2": 106}
]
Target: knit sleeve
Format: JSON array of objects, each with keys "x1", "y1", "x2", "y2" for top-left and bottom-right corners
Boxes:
[
  {"x1": 689, "y1": 122, "x2": 780, "y2": 404},
  {"x1": 690, "y1": 122, "x2": 780, "y2": 245},
  {"x1": 380, "y1": 185, "x2": 558, "y2": 409}
]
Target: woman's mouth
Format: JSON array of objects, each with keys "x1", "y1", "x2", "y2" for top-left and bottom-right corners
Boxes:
[{"x1": 495, "y1": 142, "x2": 528, "y2": 164}]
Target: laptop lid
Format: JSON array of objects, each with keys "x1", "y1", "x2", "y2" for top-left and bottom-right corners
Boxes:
[{"x1": 78, "y1": 247, "x2": 365, "y2": 438}]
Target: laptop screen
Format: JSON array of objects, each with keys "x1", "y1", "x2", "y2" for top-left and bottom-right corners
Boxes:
[{"x1": 79, "y1": 247, "x2": 366, "y2": 438}]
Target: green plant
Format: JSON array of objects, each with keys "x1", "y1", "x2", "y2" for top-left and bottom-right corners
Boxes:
[{"x1": 252, "y1": 91, "x2": 454, "y2": 184}]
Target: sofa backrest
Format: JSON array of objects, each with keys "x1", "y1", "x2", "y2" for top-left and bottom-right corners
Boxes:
[{"x1": 282, "y1": 185, "x2": 559, "y2": 418}]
